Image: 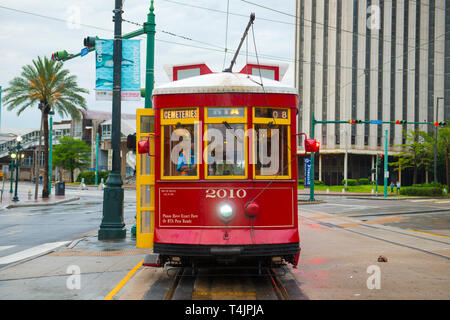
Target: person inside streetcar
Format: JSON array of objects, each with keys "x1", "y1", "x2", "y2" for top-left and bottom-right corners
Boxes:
[{"x1": 177, "y1": 141, "x2": 197, "y2": 176}]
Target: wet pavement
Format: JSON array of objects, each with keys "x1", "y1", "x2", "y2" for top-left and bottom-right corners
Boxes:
[{"x1": 0, "y1": 191, "x2": 448, "y2": 300}]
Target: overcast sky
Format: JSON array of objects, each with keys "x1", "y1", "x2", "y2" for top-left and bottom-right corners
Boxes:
[{"x1": 0, "y1": 0, "x2": 296, "y2": 129}]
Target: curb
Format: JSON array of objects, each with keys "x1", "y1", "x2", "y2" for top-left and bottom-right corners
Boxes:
[{"x1": 4, "y1": 197, "x2": 80, "y2": 209}]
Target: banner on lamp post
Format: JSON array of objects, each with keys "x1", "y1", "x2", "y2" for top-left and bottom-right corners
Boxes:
[{"x1": 95, "y1": 39, "x2": 141, "y2": 101}]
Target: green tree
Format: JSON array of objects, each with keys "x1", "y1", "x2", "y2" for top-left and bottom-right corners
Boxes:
[
  {"x1": 391, "y1": 129, "x2": 434, "y2": 185},
  {"x1": 2, "y1": 56, "x2": 88, "y2": 197},
  {"x1": 52, "y1": 137, "x2": 90, "y2": 183},
  {"x1": 437, "y1": 126, "x2": 450, "y2": 188}
]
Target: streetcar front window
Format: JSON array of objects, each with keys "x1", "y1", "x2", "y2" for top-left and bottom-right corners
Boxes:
[
  {"x1": 205, "y1": 123, "x2": 246, "y2": 177},
  {"x1": 204, "y1": 107, "x2": 247, "y2": 179},
  {"x1": 253, "y1": 107, "x2": 291, "y2": 179},
  {"x1": 254, "y1": 124, "x2": 289, "y2": 177}
]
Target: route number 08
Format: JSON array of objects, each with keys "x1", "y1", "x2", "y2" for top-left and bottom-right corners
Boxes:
[{"x1": 205, "y1": 189, "x2": 247, "y2": 199}]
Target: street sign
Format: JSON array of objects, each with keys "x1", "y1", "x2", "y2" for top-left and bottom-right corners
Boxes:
[
  {"x1": 384, "y1": 171, "x2": 389, "y2": 178},
  {"x1": 81, "y1": 47, "x2": 89, "y2": 57},
  {"x1": 370, "y1": 120, "x2": 383, "y2": 125},
  {"x1": 304, "y1": 158, "x2": 311, "y2": 187}
]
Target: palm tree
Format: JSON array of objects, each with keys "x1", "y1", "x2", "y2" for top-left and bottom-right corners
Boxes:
[{"x1": 2, "y1": 56, "x2": 88, "y2": 198}]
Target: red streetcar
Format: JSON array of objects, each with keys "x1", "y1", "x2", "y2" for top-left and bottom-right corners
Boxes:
[{"x1": 137, "y1": 62, "x2": 318, "y2": 270}]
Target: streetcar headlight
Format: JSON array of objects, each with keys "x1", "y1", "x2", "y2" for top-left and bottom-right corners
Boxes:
[{"x1": 219, "y1": 204, "x2": 233, "y2": 219}]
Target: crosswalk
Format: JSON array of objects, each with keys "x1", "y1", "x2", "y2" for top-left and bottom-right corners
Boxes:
[{"x1": 0, "y1": 241, "x2": 69, "y2": 266}]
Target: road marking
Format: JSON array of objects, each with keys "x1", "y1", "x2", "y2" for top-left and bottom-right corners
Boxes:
[
  {"x1": 105, "y1": 259, "x2": 143, "y2": 300},
  {"x1": 365, "y1": 216, "x2": 408, "y2": 225},
  {"x1": 409, "y1": 230, "x2": 450, "y2": 239},
  {"x1": 0, "y1": 246, "x2": 15, "y2": 252},
  {"x1": 192, "y1": 291, "x2": 257, "y2": 297},
  {"x1": 409, "y1": 199, "x2": 438, "y2": 202},
  {"x1": 0, "y1": 241, "x2": 69, "y2": 265},
  {"x1": 434, "y1": 200, "x2": 450, "y2": 204}
]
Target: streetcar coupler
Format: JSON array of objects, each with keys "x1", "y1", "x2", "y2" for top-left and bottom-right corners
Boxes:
[{"x1": 143, "y1": 253, "x2": 163, "y2": 267}]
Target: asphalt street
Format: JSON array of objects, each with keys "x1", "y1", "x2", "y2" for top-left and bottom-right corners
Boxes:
[
  {"x1": 298, "y1": 195, "x2": 450, "y2": 237},
  {"x1": 0, "y1": 183, "x2": 137, "y2": 269}
]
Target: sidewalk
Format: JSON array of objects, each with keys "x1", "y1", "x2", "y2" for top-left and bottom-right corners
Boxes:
[
  {"x1": 0, "y1": 184, "x2": 79, "y2": 209},
  {"x1": 298, "y1": 189, "x2": 427, "y2": 200},
  {"x1": 0, "y1": 228, "x2": 152, "y2": 300}
]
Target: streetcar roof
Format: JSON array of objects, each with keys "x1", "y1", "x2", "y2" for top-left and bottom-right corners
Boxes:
[{"x1": 152, "y1": 72, "x2": 298, "y2": 96}]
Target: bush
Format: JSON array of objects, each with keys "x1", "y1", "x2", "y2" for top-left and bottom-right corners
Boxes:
[
  {"x1": 400, "y1": 187, "x2": 443, "y2": 197},
  {"x1": 358, "y1": 178, "x2": 370, "y2": 185},
  {"x1": 412, "y1": 182, "x2": 444, "y2": 189},
  {"x1": 342, "y1": 179, "x2": 357, "y2": 186},
  {"x1": 314, "y1": 180, "x2": 324, "y2": 185},
  {"x1": 299, "y1": 180, "x2": 304, "y2": 185},
  {"x1": 76, "y1": 171, "x2": 109, "y2": 185}
]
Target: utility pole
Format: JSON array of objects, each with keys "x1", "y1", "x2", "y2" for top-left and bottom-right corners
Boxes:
[
  {"x1": 98, "y1": 0, "x2": 126, "y2": 240},
  {"x1": 435, "y1": 97, "x2": 443, "y2": 183}
]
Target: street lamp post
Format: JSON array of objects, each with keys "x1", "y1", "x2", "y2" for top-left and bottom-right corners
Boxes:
[
  {"x1": 9, "y1": 151, "x2": 14, "y2": 193},
  {"x1": 98, "y1": 0, "x2": 126, "y2": 240},
  {"x1": 12, "y1": 136, "x2": 24, "y2": 202}
]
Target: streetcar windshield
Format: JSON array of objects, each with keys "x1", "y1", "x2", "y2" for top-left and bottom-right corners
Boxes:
[{"x1": 205, "y1": 123, "x2": 246, "y2": 177}]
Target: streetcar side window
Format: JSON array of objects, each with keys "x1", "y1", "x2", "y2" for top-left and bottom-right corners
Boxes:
[{"x1": 160, "y1": 108, "x2": 199, "y2": 180}]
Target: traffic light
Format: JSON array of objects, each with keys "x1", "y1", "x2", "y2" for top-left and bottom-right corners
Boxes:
[
  {"x1": 395, "y1": 120, "x2": 406, "y2": 124},
  {"x1": 51, "y1": 50, "x2": 68, "y2": 61},
  {"x1": 349, "y1": 120, "x2": 362, "y2": 124},
  {"x1": 434, "y1": 121, "x2": 447, "y2": 127},
  {"x1": 127, "y1": 133, "x2": 136, "y2": 151},
  {"x1": 305, "y1": 139, "x2": 320, "y2": 153},
  {"x1": 377, "y1": 154, "x2": 384, "y2": 166},
  {"x1": 83, "y1": 36, "x2": 98, "y2": 48}
]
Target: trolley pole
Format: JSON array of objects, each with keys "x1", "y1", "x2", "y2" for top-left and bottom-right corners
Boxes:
[
  {"x1": 98, "y1": 0, "x2": 126, "y2": 240},
  {"x1": 144, "y1": 0, "x2": 155, "y2": 109}
]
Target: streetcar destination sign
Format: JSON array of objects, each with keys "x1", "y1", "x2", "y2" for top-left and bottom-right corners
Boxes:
[{"x1": 163, "y1": 109, "x2": 197, "y2": 120}]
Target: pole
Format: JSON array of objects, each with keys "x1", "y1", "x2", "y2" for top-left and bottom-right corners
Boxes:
[
  {"x1": 0, "y1": 85, "x2": 2, "y2": 129},
  {"x1": 344, "y1": 129, "x2": 348, "y2": 190},
  {"x1": 435, "y1": 97, "x2": 443, "y2": 183},
  {"x1": 375, "y1": 154, "x2": 378, "y2": 196},
  {"x1": 9, "y1": 160, "x2": 14, "y2": 193},
  {"x1": 35, "y1": 113, "x2": 44, "y2": 200},
  {"x1": 384, "y1": 129, "x2": 388, "y2": 198},
  {"x1": 309, "y1": 112, "x2": 315, "y2": 201},
  {"x1": 144, "y1": 0, "x2": 156, "y2": 109},
  {"x1": 95, "y1": 132, "x2": 99, "y2": 185},
  {"x1": 48, "y1": 115, "x2": 53, "y2": 195},
  {"x1": 99, "y1": 0, "x2": 126, "y2": 240},
  {"x1": 12, "y1": 146, "x2": 19, "y2": 202}
]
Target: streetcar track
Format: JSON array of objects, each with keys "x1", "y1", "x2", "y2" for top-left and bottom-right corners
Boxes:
[{"x1": 160, "y1": 266, "x2": 300, "y2": 300}]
